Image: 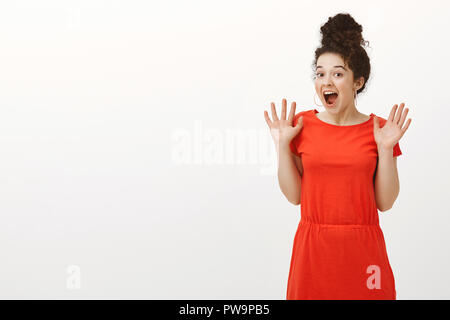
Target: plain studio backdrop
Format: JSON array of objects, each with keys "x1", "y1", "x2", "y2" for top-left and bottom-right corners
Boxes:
[{"x1": 0, "y1": 0, "x2": 448, "y2": 299}]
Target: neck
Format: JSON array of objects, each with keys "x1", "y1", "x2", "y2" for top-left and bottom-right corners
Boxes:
[{"x1": 324, "y1": 103, "x2": 362, "y2": 125}]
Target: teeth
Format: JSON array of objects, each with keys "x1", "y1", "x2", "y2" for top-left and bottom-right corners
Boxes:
[{"x1": 324, "y1": 91, "x2": 337, "y2": 95}]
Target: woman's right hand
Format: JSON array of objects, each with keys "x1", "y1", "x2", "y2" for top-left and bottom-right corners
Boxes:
[{"x1": 264, "y1": 98, "x2": 303, "y2": 148}]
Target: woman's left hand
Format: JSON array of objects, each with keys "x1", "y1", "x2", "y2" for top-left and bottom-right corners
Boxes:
[{"x1": 373, "y1": 103, "x2": 412, "y2": 150}]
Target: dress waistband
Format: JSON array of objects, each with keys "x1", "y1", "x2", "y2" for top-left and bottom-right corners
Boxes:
[{"x1": 299, "y1": 218, "x2": 380, "y2": 228}]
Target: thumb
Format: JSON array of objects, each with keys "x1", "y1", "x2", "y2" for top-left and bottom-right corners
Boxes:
[
  {"x1": 373, "y1": 115, "x2": 379, "y2": 130},
  {"x1": 295, "y1": 116, "x2": 304, "y2": 131}
]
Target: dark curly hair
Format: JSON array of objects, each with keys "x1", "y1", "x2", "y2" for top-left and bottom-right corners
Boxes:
[{"x1": 312, "y1": 13, "x2": 371, "y2": 95}]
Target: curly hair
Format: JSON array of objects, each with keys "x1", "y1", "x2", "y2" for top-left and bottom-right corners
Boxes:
[{"x1": 312, "y1": 13, "x2": 371, "y2": 95}]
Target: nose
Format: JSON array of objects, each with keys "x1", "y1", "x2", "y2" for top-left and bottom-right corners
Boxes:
[{"x1": 324, "y1": 74, "x2": 333, "y2": 86}]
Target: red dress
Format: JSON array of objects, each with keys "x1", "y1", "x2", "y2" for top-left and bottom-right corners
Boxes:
[{"x1": 287, "y1": 109, "x2": 401, "y2": 300}]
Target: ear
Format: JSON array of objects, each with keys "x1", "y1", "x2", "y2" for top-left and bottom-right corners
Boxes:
[{"x1": 354, "y1": 76, "x2": 365, "y2": 92}]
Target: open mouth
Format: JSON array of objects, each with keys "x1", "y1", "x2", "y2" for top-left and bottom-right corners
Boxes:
[{"x1": 323, "y1": 92, "x2": 338, "y2": 107}]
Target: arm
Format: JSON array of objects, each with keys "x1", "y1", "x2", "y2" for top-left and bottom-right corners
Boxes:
[
  {"x1": 264, "y1": 99, "x2": 304, "y2": 206},
  {"x1": 277, "y1": 142, "x2": 302, "y2": 205},
  {"x1": 374, "y1": 146, "x2": 399, "y2": 211},
  {"x1": 372, "y1": 104, "x2": 411, "y2": 211}
]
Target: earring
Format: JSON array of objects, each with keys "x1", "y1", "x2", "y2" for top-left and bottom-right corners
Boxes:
[
  {"x1": 314, "y1": 92, "x2": 323, "y2": 107},
  {"x1": 354, "y1": 90, "x2": 358, "y2": 106}
]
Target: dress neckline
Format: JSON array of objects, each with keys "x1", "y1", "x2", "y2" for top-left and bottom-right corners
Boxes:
[{"x1": 312, "y1": 109, "x2": 374, "y2": 128}]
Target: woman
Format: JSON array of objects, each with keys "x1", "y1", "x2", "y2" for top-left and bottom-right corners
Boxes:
[{"x1": 263, "y1": 13, "x2": 411, "y2": 299}]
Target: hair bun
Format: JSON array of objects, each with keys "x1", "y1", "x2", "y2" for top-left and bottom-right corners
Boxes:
[{"x1": 320, "y1": 13, "x2": 368, "y2": 48}]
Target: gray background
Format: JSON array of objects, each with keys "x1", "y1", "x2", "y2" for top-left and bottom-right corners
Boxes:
[{"x1": 0, "y1": 0, "x2": 448, "y2": 299}]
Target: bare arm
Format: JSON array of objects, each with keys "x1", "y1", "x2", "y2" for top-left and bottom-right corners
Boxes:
[
  {"x1": 372, "y1": 103, "x2": 411, "y2": 211},
  {"x1": 277, "y1": 142, "x2": 302, "y2": 205},
  {"x1": 374, "y1": 148, "x2": 399, "y2": 211},
  {"x1": 264, "y1": 98, "x2": 304, "y2": 206}
]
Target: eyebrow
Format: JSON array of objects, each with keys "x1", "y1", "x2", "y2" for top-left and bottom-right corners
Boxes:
[{"x1": 316, "y1": 65, "x2": 347, "y2": 71}]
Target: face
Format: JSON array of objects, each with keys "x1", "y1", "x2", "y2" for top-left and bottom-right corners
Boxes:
[{"x1": 314, "y1": 52, "x2": 364, "y2": 112}]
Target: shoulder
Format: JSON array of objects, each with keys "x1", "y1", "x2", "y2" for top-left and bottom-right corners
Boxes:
[
  {"x1": 373, "y1": 114, "x2": 389, "y2": 128},
  {"x1": 292, "y1": 108, "x2": 315, "y2": 124}
]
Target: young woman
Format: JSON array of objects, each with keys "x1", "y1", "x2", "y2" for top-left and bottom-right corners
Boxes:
[{"x1": 264, "y1": 13, "x2": 411, "y2": 300}]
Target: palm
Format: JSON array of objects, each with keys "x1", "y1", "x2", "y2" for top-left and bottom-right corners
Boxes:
[
  {"x1": 270, "y1": 118, "x2": 298, "y2": 142},
  {"x1": 374, "y1": 103, "x2": 412, "y2": 149},
  {"x1": 264, "y1": 98, "x2": 303, "y2": 146}
]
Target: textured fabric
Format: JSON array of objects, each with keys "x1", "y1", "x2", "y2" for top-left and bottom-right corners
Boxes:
[{"x1": 287, "y1": 109, "x2": 400, "y2": 300}]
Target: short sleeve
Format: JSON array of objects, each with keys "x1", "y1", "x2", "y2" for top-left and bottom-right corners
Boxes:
[
  {"x1": 393, "y1": 142, "x2": 402, "y2": 157},
  {"x1": 290, "y1": 135, "x2": 300, "y2": 157},
  {"x1": 376, "y1": 114, "x2": 403, "y2": 157},
  {"x1": 289, "y1": 112, "x2": 304, "y2": 157}
]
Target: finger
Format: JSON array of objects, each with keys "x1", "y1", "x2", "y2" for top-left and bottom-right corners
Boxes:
[
  {"x1": 271, "y1": 102, "x2": 279, "y2": 122},
  {"x1": 293, "y1": 117, "x2": 303, "y2": 134},
  {"x1": 296, "y1": 116, "x2": 303, "y2": 128},
  {"x1": 394, "y1": 103, "x2": 405, "y2": 124},
  {"x1": 281, "y1": 98, "x2": 287, "y2": 120},
  {"x1": 398, "y1": 107, "x2": 408, "y2": 128},
  {"x1": 401, "y1": 118, "x2": 412, "y2": 136},
  {"x1": 373, "y1": 115, "x2": 379, "y2": 130},
  {"x1": 288, "y1": 101, "x2": 296, "y2": 123},
  {"x1": 264, "y1": 110, "x2": 273, "y2": 128},
  {"x1": 388, "y1": 104, "x2": 398, "y2": 122}
]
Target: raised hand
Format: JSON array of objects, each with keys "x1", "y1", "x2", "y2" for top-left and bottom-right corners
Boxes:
[
  {"x1": 373, "y1": 103, "x2": 412, "y2": 150},
  {"x1": 264, "y1": 98, "x2": 303, "y2": 148}
]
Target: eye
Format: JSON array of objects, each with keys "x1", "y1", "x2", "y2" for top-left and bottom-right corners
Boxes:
[{"x1": 315, "y1": 72, "x2": 342, "y2": 78}]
